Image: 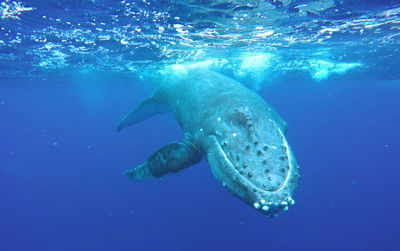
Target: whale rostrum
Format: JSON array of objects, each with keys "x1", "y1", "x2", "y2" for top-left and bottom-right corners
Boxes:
[{"x1": 118, "y1": 69, "x2": 299, "y2": 217}]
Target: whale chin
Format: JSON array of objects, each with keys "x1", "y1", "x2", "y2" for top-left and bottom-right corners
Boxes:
[{"x1": 206, "y1": 133, "x2": 299, "y2": 217}]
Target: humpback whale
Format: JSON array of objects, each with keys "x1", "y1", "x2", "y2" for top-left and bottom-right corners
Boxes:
[{"x1": 118, "y1": 69, "x2": 299, "y2": 217}]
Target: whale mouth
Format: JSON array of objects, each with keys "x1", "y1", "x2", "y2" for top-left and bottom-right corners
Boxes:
[
  {"x1": 218, "y1": 127, "x2": 299, "y2": 216},
  {"x1": 271, "y1": 127, "x2": 294, "y2": 191},
  {"x1": 207, "y1": 126, "x2": 299, "y2": 217},
  {"x1": 248, "y1": 128, "x2": 299, "y2": 216},
  {"x1": 223, "y1": 124, "x2": 295, "y2": 188},
  {"x1": 221, "y1": 146, "x2": 297, "y2": 216}
]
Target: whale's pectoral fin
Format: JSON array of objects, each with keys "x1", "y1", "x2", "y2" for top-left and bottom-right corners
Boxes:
[
  {"x1": 117, "y1": 95, "x2": 170, "y2": 132},
  {"x1": 125, "y1": 140, "x2": 202, "y2": 181},
  {"x1": 205, "y1": 135, "x2": 251, "y2": 202}
]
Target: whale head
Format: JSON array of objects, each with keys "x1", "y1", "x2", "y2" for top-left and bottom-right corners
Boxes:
[{"x1": 206, "y1": 106, "x2": 299, "y2": 217}]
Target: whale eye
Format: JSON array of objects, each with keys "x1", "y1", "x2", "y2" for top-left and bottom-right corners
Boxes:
[{"x1": 263, "y1": 145, "x2": 269, "y2": 151}]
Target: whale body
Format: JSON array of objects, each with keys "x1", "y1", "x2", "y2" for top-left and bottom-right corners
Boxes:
[{"x1": 118, "y1": 69, "x2": 299, "y2": 216}]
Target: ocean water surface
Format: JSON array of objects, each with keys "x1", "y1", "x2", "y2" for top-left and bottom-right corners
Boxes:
[{"x1": 1, "y1": 0, "x2": 400, "y2": 250}]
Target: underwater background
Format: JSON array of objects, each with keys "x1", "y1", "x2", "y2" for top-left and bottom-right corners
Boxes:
[{"x1": 1, "y1": 0, "x2": 400, "y2": 250}]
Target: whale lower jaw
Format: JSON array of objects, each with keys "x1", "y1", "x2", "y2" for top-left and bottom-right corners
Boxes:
[
  {"x1": 247, "y1": 176, "x2": 297, "y2": 217},
  {"x1": 228, "y1": 150, "x2": 298, "y2": 217},
  {"x1": 207, "y1": 134, "x2": 299, "y2": 217},
  {"x1": 251, "y1": 127, "x2": 299, "y2": 216}
]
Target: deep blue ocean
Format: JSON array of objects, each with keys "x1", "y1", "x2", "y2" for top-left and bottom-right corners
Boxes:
[{"x1": 1, "y1": 1, "x2": 400, "y2": 250}]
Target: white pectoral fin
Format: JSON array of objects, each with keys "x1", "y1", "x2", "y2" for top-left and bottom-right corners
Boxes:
[
  {"x1": 206, "y1": 135, "x2": 250, "y2": 202},
  {"x1": 125, "y1": 141, "x2": 202, "y2": 180},
  {"x1": 206, "y1": 136, "x2": 234, "y2": 184},
  {"x1": 117, "y1": 95, "x2": 170, "y2": 132}
]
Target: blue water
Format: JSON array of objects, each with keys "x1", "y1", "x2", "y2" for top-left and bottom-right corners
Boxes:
[{"x1": 1, "y1": 1, "x2": 400, "y2": 250}]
